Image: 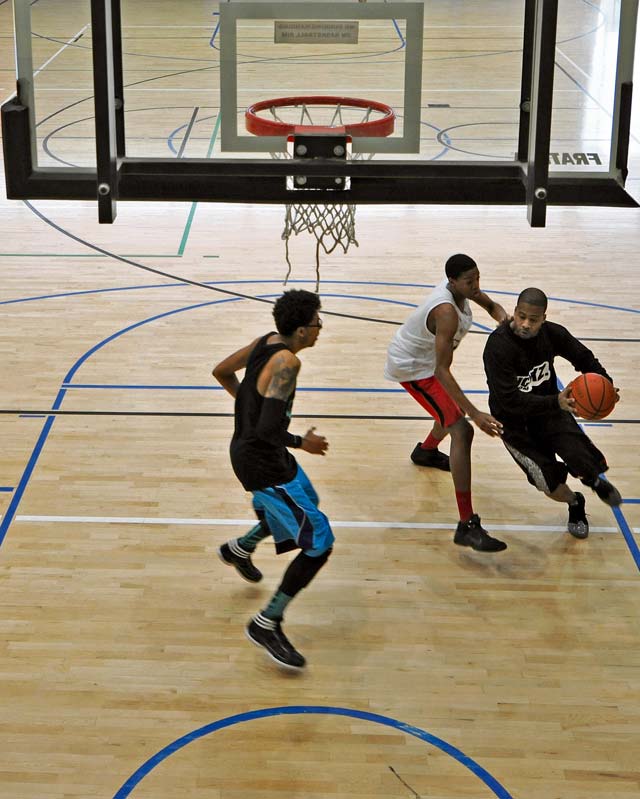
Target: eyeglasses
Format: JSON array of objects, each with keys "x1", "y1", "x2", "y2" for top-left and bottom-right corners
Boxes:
[{"x1": 305, "y1": 318, "x2": 323, "y2": 329}]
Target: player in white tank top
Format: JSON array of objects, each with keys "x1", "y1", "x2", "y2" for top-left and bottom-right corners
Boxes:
[
  {"x1": 385, "y1": 278, "x2": 473, "y2": 382},
  {"x1": 385, "y1": 254, "x2": 509, "y2": 552}
]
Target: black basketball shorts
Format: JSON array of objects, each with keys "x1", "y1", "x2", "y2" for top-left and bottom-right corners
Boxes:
[{"x1": 501, "y1": 411, "x2": 608, "y2": 494}]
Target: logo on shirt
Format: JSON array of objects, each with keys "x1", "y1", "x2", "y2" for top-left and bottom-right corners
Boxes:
[{"x1": 517, "y1": 361, "x2": 551, "y2": 392}]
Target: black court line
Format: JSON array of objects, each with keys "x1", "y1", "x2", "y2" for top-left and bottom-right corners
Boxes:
[
  {"x1": 388, "y1": 766, "x2": 421, "y2": 799},
  {"x1": 24, "y1": 202, "x2": 401, "y2": 327},
  {"x1": 21, "y1": 203, "x2": 640, "y2": 338},
  {"x1": 2, "y1": 409, "x2": 427, "y2": 420},
  {"x1": 176, "y1": 106, "x2": 199, "y2": 159},
  {"x1": 3, "y1": 409, "x2": 638, "y2": 423}
]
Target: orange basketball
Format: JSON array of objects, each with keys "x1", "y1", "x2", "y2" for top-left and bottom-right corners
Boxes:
[{"x1": 569, "y1": 373, "x2": 617, "y2": 420}]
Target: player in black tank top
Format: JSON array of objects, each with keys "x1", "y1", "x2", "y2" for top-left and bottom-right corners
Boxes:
[
  {"x1": 230, "y1": 333, "x2": 299, "y2": 490},
  {"x1": 212, "y1": 289, "x2": 334, "y2": 670}
]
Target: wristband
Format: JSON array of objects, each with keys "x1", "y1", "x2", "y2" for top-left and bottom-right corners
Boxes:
[{"x1": 292, "y1": 434, "x2": 303, "y2": 448}]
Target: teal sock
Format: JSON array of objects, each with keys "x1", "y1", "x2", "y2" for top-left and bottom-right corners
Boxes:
[
  {"x1": 262, "y1": 590, "x2": 293, "y2": 621},
  {"x1": 237, "y1": 523, "x2": 270, "y2": 553}
]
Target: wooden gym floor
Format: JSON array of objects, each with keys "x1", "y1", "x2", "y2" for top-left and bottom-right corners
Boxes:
[{"x1": 0, "y1": 2, "x2": 639, "y2": 798}]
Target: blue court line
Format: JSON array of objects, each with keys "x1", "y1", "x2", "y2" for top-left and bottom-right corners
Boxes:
[
  {"x1": 59, "y1": 290, "x2": 486, "y2": 386},
  {"x1": 0, "y1": 292, "x2": 411, "y2": 544},
  {"x1": 209, "y1": 13, "x2": 219, "y2": 48},
  {"x1": 622, "y1": 499, "x2": 640, "y2": 504},
  {"x1": 0, "y1": 390, "x2": 65, "y2": 545},
  {"x1": 167, "y1": 111, "x2": 218, "y2": 159},
  {"x1": 0, "y1": 298, "x2": 240, "y2": 543},
  {"x1": 555, "y1": 377, "x2": 638, "y2": 565},
  {"x1": 62, "y1": 297, "x2": 242, "y2": 385},
  {"x1": 112, "y1": 706, "x2": 513, "y2": 799},
  {"x1": 2, "y1": 278, "x2": 639, "y2": 317},
  {"x1": 611, "y1": 506, "x2": 640, "y2": 570},
  {"x1": 391, "y1": 17, "x2": 406, "y2": 48},
  {"x1": 0, "y1": 487, "x2": 14, "y2": 493},
  {"x1": 424, "y1": 118, "x2": 451, "y2": 160},
  {"x1": 3, "y1": 293, "x2": 637, "y2": 573},
  {"x1": 0, "y1": 283, "x2": 173, "y2": 306}
]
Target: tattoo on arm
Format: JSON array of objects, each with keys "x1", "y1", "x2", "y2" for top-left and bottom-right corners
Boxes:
[{"x1": 267, "y1": 360, "x2": 298, "y2": 400}]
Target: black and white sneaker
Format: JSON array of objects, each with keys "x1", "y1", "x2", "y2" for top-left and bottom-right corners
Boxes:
[
  {"x1": 218, "y1": 539, "x2": 262, "y2": 583},
  {"x1": 589, "y1": 477, "x2": 622, "y2": 507},
  {"x1": 453, "y1": 514, "x2": 507, "y2": 552},
  {"x1": 567, "y1": 492, "x2": 589, "y2": 539},
  {"x1": 410, "y1": 443, "x2": 451, "y2": 471},
  {"x1": 246, "y1": 614, "x2": 306, "y2": 670}
]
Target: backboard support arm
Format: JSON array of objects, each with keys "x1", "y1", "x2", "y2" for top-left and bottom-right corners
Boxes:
[{"x1": 2, "y1": 0, "x2": 638, "y2": 224}]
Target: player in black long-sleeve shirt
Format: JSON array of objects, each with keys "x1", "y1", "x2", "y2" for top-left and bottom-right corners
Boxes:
[
  {"x1": 212, "y1": 290, "x2": 333, "y2": 669},
  {"x1": 483, "y1": 287, "x2": 621, "y2": 539}
]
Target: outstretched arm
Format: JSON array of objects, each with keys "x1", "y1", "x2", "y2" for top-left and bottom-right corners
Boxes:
[
  {"x1": 212, "y1": 337, "x2": 260, "y2": 398},
  {"x1": 432, "y1": 304, "x2": 503, "y2": 437},
  {"x1": 473, "y1": 291, "x2": 508, "y2": 324}
]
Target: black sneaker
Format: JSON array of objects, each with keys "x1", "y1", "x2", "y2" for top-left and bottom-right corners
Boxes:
[
  {"x1": 567, "y1": 492, "x2": 589, "y2": 538},
  {"x1": 453, "y1": 514, "x2": 507, "y2": 552},
  {"x1": 589, "y1": 478, "x2": 622, "y2": 507},
  {"x1": 410, "y1": 443, "x2": 451, "y2": 471},
  {"x1": 218, "y1": 540, "x2": 262, "y2": 583},
  {"x1": 246, "y1": 614, "x2": 306, "y2": 670}
]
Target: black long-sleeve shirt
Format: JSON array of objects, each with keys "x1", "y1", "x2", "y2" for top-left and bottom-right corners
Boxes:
[{"x1": 483, "y1": 320, "x2": 611, "y2": 426}]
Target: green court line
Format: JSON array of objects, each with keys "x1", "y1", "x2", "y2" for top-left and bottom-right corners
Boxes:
[
  {"x1": 3, "y1": 115, "x2": 222, "y2": 264},
  {"x1": 177, "y1": 112, "x2": 221, "y2": 257}
]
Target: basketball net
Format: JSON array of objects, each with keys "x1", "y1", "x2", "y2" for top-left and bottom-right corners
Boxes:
[
  {"x1": 281, "y1": 202, "x2": 358, "y2": 292},
  {"x1": 247, "y1": 96, "x2": 394, "y2": 291}
]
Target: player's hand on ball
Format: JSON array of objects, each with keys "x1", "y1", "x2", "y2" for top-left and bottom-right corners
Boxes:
[{"x1": 301, "y1": 426, "x2": 329, "y2": 455}]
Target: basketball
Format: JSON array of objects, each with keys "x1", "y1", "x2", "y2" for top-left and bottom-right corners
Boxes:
[{"x1": 569, "y1": 373, "x2": 617, "y2": 420}]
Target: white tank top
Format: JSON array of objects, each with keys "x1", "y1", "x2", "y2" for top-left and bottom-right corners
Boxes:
[{"x1": 384, "y1": 278, "x2": 473, "y2": 382}]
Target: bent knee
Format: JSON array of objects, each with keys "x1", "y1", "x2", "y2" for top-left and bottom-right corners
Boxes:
[
  {"x1": 304, "y1": 545, "x2": 333, "y2": 563},
  {"x1": 449, "y1": 416, "x2": 474, "y2": 442}
]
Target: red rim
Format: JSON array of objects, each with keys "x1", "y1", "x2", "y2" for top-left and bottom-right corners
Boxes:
[{"x1": 245, "y1": 95, "x2": 395, "y2": 137}]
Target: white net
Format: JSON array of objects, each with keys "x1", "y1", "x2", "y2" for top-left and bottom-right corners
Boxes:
[
  {"x1": 282, "y1": 203, "x2": 358, "y2": 292},
  {"x1": 256, "y1": 99, "x2": 385, "y2": 291}
]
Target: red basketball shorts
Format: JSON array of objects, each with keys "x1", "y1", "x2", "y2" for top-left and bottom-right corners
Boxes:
[{"x1": 400, "y1": 376, "x2": 464, "y2": 429}]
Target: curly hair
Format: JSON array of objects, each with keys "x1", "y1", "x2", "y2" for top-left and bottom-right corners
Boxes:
[{"x1": 272, "y1": 289, "x2": 321, "y2": 336}]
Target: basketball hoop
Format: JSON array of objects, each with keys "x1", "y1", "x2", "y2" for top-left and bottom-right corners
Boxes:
[{"x1": 246, "y1": 96, "x2": 395, "y2": 290}]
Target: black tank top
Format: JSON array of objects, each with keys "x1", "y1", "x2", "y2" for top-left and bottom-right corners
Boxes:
[{"x1": 230, "y1": 332, "x2": 297, "y2": 491}]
